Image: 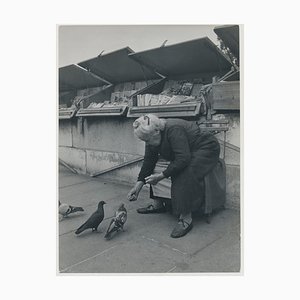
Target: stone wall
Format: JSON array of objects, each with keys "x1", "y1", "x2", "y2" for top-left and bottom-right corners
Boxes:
[
  {"x1": 214, "y1": 113, "x2": 240, "y2": 209},
  {"x1": 59, "y1": 115, "x2": 240, "y2": 209}
]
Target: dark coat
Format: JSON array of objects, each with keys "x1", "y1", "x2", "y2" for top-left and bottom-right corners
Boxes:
[{"x1": 138, "y1": 119, "x2": 221, "y2": 214}]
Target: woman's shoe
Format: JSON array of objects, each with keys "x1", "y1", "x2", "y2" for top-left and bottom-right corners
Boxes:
[
  {"x1": 170, "y1": 219, "x2": 193, "y2": 238},
  {"x1": 137, "y1": 204, "x2": 166, "y2": 214}
]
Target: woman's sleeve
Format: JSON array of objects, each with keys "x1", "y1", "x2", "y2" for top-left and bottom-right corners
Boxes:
[
  {"x1": 137, "y1": 145, "x2": 159, "y2": 183},
  {"x1": 162, "y1": 126, "x2": 191, "y2": 178}
]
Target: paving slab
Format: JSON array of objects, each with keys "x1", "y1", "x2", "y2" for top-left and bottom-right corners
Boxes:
[
  {"x1": 59, "y1": 173, "x2": 94, "y2": 188},
  {"x1": 59, "y1": 165, "x2": 90, "y2": 184},
  {"x1": 59, "y1": 181, "x2": 152, "y2": 235},
  {"x1": 169, "y1": 229, "x2": 241, "y2": 273},
  {"x1": 58, "y1": 167, "x2": 241, "y2": 273},
  {"x1": 59, "y1": 172, "x2": 150, "y2": 201},
  {"x1": 60, "y1": 228, "x2": 121, "y2": 271},
  {"x1": 59, "y1": 180, "x2": 127, "y2": 204},
  {"x1": 63, "y1": 237, "x2": 185, "y2": 273},
  {"x1": 59, "y1": 208, "x2": 173, "y2": 270},
  {"x1": 137, "y1": 209, "x2": 240, "y2": 256}
]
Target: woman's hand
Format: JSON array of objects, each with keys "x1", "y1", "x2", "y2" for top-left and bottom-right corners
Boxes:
[
  {"x1": 145, "y1": 173, "x2": 165, "y2": 185},
  {"x1": 127, "y1": 181, "x2": 144, "y2": 201}
]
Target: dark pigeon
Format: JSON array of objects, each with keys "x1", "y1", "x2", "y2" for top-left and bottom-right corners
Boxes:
[
  {"x1": 104, "y1": 203, "x2": 127, "y2": 239},
  {"x1": 75, "y1": 201, "x2": 106, "y2": 235},
  {"x1": 59, "y1": 201, "x2": 84, "y2": 218}
]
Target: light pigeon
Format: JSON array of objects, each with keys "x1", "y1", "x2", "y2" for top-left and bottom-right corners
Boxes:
[
  {"x1": 59, "y1": 201, "x2": 84, "y2": 218},
  {"x1": 104, "y1": 203, "x2": 127, "y2": 239}
]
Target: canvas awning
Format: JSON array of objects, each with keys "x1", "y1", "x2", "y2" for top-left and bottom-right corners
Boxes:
[
  {"x1": 78, "y1": 47, "x2": 160, "y2": 84},
  {"x1": 128, "y1": 37, "x2": 232, "y2": 78},
  {"x1": 59, "y1": 64, "x2": 108, "y2": 92},
  {"x1": 214, "y1": 25, "x2": 239, "y2": 60}
]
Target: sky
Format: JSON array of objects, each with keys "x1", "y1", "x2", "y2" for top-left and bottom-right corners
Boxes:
[{"x1": 58, "y1": 25, "x2": 220, "y2": 68}]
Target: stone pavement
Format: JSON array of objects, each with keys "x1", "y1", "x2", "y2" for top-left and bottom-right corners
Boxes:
[{"x1": 58, "y1": 165, "x2": 241, "y2": 273}]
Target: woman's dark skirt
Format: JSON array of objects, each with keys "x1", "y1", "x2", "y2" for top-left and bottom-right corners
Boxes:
[{"x1": 151, "y1": 138, "x2": 224, "y2": 215}]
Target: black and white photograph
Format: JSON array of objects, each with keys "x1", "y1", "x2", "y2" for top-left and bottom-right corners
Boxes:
[
  {"x1": 3, "y1": 0, "x2": 300, "y2": 298},
  {"x1": 58, "y1": 24, "x2": 241, "y2": 273}
]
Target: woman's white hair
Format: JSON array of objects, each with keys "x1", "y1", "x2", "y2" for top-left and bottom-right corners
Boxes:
[{"x1": 133, "y1": 114, "x2": 166, "y2": 141}]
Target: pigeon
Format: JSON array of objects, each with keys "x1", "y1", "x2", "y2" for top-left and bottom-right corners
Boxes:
[
  {"x1": 59, "y1": 201, "x2": 84, "y2": 218},
  {"x1": 104, "y1": 203, "x2": 127, "y2": 239},
  {"x1": 75, "y1": 201, "x2": 106, "y2": 235}
]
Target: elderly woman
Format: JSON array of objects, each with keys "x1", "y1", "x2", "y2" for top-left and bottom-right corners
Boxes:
[{"x1": 127, "y1": 114, "x2": 221, "y2": 238}]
